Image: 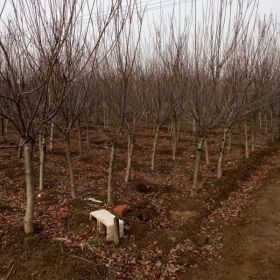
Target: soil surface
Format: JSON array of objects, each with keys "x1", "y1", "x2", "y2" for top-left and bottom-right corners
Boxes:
[
  {"x1": 190, "y1": 169, "x2": 280, "y2": 280},
  {"x1": 1, "y1": 123, "x2": 280, "y2": 279}
]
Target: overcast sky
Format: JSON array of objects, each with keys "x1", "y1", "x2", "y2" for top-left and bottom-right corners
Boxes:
[
  {"x1": 258, "y1": 0, "x2": 280, "y2": 15},
  {"x1": 1, "y1": 0, "x2": 279, "y2": 18},
  {"x1": 0, "y1": 0, "x2": 279, "y2": 40},
  {"x1": 139, "y1": 0, "x2": 280, "y2": 43}
]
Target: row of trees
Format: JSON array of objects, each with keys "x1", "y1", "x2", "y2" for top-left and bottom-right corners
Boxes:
[{"x1": 1, "y1": 0, "x2": 280, "y2": 234}]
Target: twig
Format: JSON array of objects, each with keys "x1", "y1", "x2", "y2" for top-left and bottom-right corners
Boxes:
[
  {"x1": 2, "y1": 263, "x2": 15, "y2": 280},
  {"x1": 69, "y1": 254, "x2": 95, "y2": 264},
  {"x1": 172, "y1": 262, "x2": 189, "y2": 273}
]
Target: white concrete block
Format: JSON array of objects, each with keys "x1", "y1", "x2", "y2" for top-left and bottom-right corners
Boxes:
[{"x1": 90, "y1": 209, "x2": 124, "y2": 241}]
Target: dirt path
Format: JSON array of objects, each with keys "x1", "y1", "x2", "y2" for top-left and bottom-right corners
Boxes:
[{"x1": 191, "y1": 173, "x2": 280, "y2": 280}]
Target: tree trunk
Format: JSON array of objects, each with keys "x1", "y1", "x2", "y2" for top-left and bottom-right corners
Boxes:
[
  {"x1": 24, "y1": 141, "x2": 35, "y2": 234},
  {"x1": 1, "y1": 118, "x2": 5, "y2": 140},
  {"x1": 65, "y1": 134, "x2": 76, "y2": 198},
  {"x1": 49, "y1": 119, "x2": 54, "y2": 151},
  {"x1": 193, "y1": 118, "x2": 196, "y2": 143},
  {"x1": 125, "y1": 134, "x2": 134, "y2": 183},
  {"x1": 270, "y1": 111, "x2": 275, "y2": 140},
  {"x1": 176, "y1": 121, "x2": 181, "y2": 143},
  {"x1": 168, "y1": 119, "x2": 173, "y2": 136},
  {"x1": 107, "y1": 143, "x2": 116, "y2": 206},
  {"x1": 204, "y1": 138, "x2": 210, "y2": 165},
  {"x1": 259, "y1": 111, "x2": 262, "y2": 128},
  {"x1": 238, "y1": 122, "x2": 242, "y2": 145},
  {"x1": 17, "y1": 138, "x2": 24, "y2": 159},
  {"x1": 265, "y1": 114, "x2": 268, "y2": 134},
  {"x1": 278, "y1": 116, "x2": 280, "y2": 139},
  {"x1": 86, "y1": 122, "x2": 90, "y2": 148},
  {"x1": 227, "y1": 128, "x2": 232, "y2": 153},
  {"x1": 251, "y1": 115, "x2": 256, "y2": 152},
  {"x1": 272, "y1": 119, "x2": 276, "y2": 141},
  {"x1": 39, "y1": 133, "x2": 46, "y2": 191},
  {"x1": 151, "y1": 124, "x2": 160, "y2": 171},
  {"x1": 106, "y1": 109, "x2": 109, "y2": 127},
  {"x1": 153, "y1": 119, "x2": 156, "y2": 134},
  {"x1": 103, "y1": 104, "x2": 108, "y2": 129},
  {"x1": 217, "y1": 128, "x2": 228, "y2": 178},
  {"x1": 192, "y1": 137, "x2": 204, "y2": 193},
  {"x1": 78, "y1": 120, "x2": 83, "y2": 156},
  {"x1": 172, "y1": 119, "x2": 178, "y2": 162},
  {"x1": 5, "y1": 119, "x2": 8, "y2": 134},
  {"x1": 244, "y1": 122, "x2": 249, "y2": 158}
]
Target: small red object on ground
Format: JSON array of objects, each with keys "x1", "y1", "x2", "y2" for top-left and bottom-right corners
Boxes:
[{"x1": 113, "y1": 205, "x2": 128, "y2": 217}]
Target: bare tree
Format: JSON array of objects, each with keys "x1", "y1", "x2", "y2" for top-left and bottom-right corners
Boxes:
[
  {"x1": 0, "y1": 0, "x2": 79, "y2": 234},
  {"x1": 123, "y1": 65, "x2": 147, "y2": 183},
  {"x1": 149, "y1": 65, "x2": 168, "y2": 171},
  {"x1": 48, "y1": 0, "x2": 121, "y2": 198},
  {"x1": 101, "y1": 1, "x2": 144, "y2": 204},
  {"x1": 183, "y1": 0, "x2": 258, "y2": 191}
]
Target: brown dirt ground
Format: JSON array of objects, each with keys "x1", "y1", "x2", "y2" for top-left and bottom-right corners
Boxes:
[
  {"x1": 188, "y1": 167, "x2": 280, "y2": 280},
  {"x1": 1, "y1": 123, "x2": 280, "y2": 279},
  {"x1": 0, "y1": 226, "x2": 105, "y2": 280}
]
